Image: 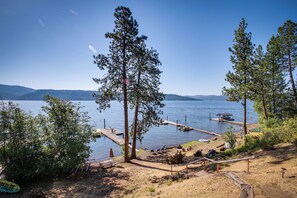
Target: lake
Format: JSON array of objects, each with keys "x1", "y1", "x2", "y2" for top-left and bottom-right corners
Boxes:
[{"x1": 12, "y1": 100, "x2": 258, "y2": 161}]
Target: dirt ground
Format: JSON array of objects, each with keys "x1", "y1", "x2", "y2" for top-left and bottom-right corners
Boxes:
[{"x1": 2, "y1": 132, "x2": 297, "y2": 198}]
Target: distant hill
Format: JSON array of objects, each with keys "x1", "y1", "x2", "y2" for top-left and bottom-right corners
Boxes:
[
  {"x1": 0, "y1": 84, "x2": 202, "y2": 101},
  {"x1": 15, "y1": 89, "x2": 95, "y2": 100},
  {"x1": 165, "y1": 94, "x2": 201, "y2": 101},
  {"x1": 188, "y1": 95, "x2": 227, "y2": 101},
  {"x1": 0, "y1": 84, "x2": 35, "y2": 100}
]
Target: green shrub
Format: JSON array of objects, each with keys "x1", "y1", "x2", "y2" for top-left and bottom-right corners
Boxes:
[
  {"x1": 223, "y1": 126, "x2": 236, "y2": 149},
  {"x1": 259, "y1": 129, "x2": 281, "y2": 150},
  {"x1": 0, "y1": 97, "x2": 93, "y2": 182}
]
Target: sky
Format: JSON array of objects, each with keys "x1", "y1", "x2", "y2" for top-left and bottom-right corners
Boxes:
[{"x1": 0, "y1": 0, "x2": 297, "y2": 95}]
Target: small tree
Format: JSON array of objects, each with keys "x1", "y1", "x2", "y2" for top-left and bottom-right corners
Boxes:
[
  {"x1": 0, "y1": 101, "x2": 45, "y2": 182},
  {"x1": 42, "y1": 96, "x2": 93, "y2": 174},
  {"x1": 223, "y1": 126, "x2": 237, "y2": 149}
]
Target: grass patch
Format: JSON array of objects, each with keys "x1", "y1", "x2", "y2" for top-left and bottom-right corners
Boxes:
[
  {"x1": 182, "y1": 141, "x2": 201, "y2": 147},
  {"x1": 166, "y1": 179, "x2": 173, "y2": 186},
  {"x1": 148, "y1": 187, "x2": 155, "y2": 193}
]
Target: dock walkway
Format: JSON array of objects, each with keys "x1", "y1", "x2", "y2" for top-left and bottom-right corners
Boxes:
[
  {"x1": 162, "y1": 120, "x2": 221, "y2": 136},
  {"x1": 210, "y1": 118, "x2": 244, "y2": 126},
  {"x1": 98, "y1": 128, "x2": 125, "y2": 145}
]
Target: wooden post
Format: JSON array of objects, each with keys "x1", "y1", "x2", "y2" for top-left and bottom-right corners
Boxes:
[
  {"x1": 110, "y1": 148, "x2": 114, "y2": 158},
  {"x1": 216, "y1": 163, "x2": 220, "y2": 173},
  {"x1": 247, "y1": 160, "x2": 249, "y2": 172},
  {"x1": 185, "y1": 115, "x2": 187, "y2": 123},
  {"x1": 176, "y1": 120, "x2": 178, "y2": 127},
  {"x1": 203, "y1": 160, "x2": 206, "y2": 171},
  {"x1": 103, "y1": 119, "x2": 106, "y2": 129},
  {"x1": 171, "y1": 165, "x2": 173, "y2": 175},
  {"x1": 166, "y1": 115, "x2": 168, "y2": 120}
]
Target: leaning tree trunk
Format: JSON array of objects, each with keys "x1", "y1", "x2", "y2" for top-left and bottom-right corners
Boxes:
[
  {"x1": 262, "y1": 94, "x2": 268, "y2": 123},
  {"x1": 288, "y1": 52, "x2": 297, "y2": 105},
  {"x1": 131, "y1": 71, "x2": 141, "y2": 159},
  {"x1": 243, "y1": 96, "x2": 247, "y2": 135},
  {"x1": 122, "y1": 39, "x2": 130, "y2": 163},
  {"x1": 131, "y1": 97, "x2": 140, "y2": 159}
]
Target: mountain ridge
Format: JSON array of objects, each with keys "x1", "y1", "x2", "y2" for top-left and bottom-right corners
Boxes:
[{"x1": 0, "y1": 84, "x2": 206, "y2": 101}]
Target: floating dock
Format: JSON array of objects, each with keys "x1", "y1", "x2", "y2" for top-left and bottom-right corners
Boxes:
[
  {"x1": 210, "y1": 118, "x2": 244, "y2": 126},
  {"x1": 97, "y1": 128, "x2": 138, "y2": 151},
  {"x1": 97, "y1": 128, "x2": 125, "y2": 145},
  {"x1": 161, "y1": 120, "x2": 221, "y2": 136}
]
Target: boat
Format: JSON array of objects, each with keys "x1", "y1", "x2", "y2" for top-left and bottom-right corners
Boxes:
[{"x1": 216, "y1": 113, "x2": 234, "y2": 121}]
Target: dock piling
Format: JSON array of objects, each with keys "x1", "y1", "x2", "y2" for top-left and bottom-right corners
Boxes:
[
  {"x1": 185, "y1": 115, "x2": 187, "y2": 123},
  {"x1": 104, "y1": 119, "x2": 106, "y2": 129}
]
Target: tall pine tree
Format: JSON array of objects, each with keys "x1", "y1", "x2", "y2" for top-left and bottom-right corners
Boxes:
[
  {"x1": 251, "y1": 45, "x2": 269, "y2": 123},
  {"x1": 223, "y1": 18, "x2": 254, "y2": 135},
  {"x1": 278, "y1": 20, "x2": 297, "y2": 105},
  {"x1": 265, "y1": 35, "x2": 287, "y2": 118},
  {"x1": 93, "y1": 7, "x2": 144, "y2": 162},
  {"x1": 129, "y1": 41, "x2": 164, "y2": 159}
]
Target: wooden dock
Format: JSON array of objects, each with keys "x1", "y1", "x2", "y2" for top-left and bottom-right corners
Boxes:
[
  {"x1": 97, "y1": 128, "x2": 125, "y2": 145},
  {"x1": 97, "y1": 128, "x2": 139, "y2": 151},
  {"x1": 162, "y1": 120, "x2": 221, "y2": 136},
  {"x1": 210, "y1": 118, "x2": 244, "y2": 126}
]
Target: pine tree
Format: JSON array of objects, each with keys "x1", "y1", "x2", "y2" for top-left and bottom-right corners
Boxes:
[
  {"x1": 278, "y1": 20, "x2": 297, "y2": 105},
  {"x1": 129, "y1": 41, "x2": 164, "y2": 159},
  {"x1": 223, "y1": 18, "x2": 254, "y2": 135},
  {"x1": 93, "y1": 7, "x2": 144, "y2": 162},
  {"x1": 265, "y1": 35, "x2": 287, "y2": 118},
  {"x1": 251, "y1": 45, "x2": 269, "y2": 123}
]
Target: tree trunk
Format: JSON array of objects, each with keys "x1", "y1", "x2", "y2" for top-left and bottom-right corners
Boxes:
[
  {"x1": 243, "y1": 96, "x2": 247, "y2": 135},
  {"x1": 288, "y1": 52, "x2": 297, "y2": 105},
  {"x1": 131, "y1": 71, "x2": 141, "y2": 159},
  {"x1": 122, "y1": 39, "x2": 130, "y2": 163},
  {"x1": 131, "y1": 97, "x2": 140, "y2": 159},
  {"x1": 262, "y1": 94, "x2": 268, "y2": 123}
]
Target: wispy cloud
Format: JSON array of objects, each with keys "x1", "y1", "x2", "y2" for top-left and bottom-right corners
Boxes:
[
  {"x1": 38, "y1": 18, "x2": 46, "y2": 27},
  {"x1": 88, "y1": 45, "x2": 97, "y2": 54},
  {"x1": 69, "y1": 9, "x2": 79, "y2": 16}
]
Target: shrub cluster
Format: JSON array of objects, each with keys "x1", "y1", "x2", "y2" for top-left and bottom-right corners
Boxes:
[{"x1": 0, "y1": 96, "x2": 93, "y2": 182}]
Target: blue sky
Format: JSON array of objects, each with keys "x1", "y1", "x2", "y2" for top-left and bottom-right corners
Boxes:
[{"x1": 0, "y1": 0, "x2": 296, "y2": 95}]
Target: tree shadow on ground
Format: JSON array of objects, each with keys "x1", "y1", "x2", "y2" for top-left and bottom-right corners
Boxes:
[
  {"x1": 1, "y1": 167, "x2": 131, "y2": 198},
  {"x1": 256, "y1": 144, "x2": 297, "y2": 165}
]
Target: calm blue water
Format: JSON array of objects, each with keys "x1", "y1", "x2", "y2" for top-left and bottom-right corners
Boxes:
[{"x1": 12, "y1": 100, "x2": 258, "y2": 161}]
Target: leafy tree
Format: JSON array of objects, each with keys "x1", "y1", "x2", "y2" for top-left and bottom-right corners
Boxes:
[
  {"x1": 42, "y1": 96, "x2": 93, "y2": 174},
  {"x1": 278, "y1": 20, "x2": 297, "y2": 105},
  {"x1": 0, "y1": 101, "x2": 45, "y2": 182},
  {"x1": 0, "y1": 97, "x2": 93, "y2": 182},
  {"x1": 223, "y1": 18, "x2": 254, "y2": 135},
  {"x1": 93, "y1": 6, "x2": 145, "y2": 162},
  {"x1": 129, "y1": 41, "x2": 164, "y2": 159}
]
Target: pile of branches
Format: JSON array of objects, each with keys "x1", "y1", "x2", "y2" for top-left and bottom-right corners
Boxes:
[{"x1": 167, "y1": 151, "x2": 185, "y2": 164}]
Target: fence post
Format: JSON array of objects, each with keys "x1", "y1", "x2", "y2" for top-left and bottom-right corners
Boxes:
[{"x1": 216, "y1": 163, "x2": 220, "y2": 173}]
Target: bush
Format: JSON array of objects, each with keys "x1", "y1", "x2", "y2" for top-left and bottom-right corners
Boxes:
[
  {"x1": 223, "y1": 126, "x2": 236, "y2": 149},
  {"x1": 42, "y1": 96, "x2": 93, "y2": 174},
  {"x1": 259, "y1": 129, "x2": 281, "y2": 150},
  {"x1": 0, "y1": 97, "x2": 93, "y2": 182}
]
